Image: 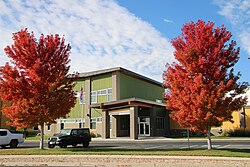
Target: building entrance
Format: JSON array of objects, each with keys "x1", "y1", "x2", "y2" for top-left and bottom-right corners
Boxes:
[{"x1": 138, "y1": 117, "x2": 150, "y2": 136}]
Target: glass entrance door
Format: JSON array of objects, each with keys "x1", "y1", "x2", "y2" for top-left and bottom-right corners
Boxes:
[{"x1": 139, "y1": 117, "x2": 150, "y2": 136}]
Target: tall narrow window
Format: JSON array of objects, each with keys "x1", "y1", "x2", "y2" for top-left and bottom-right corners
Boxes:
[
  {"x1": 47, "y1": 124, "x2": 51, "y2": 131},
  {"x1": 90, "y1": 118, "x2": 97, "y2": 129},
  {"x1": 60, "y1": 123, "x2": 64, "y2": 130},
  {"x1": 156, "y1": 117, "x2": 164, "y2": 130},
  {"x1": 91, "y1": 91, "x2": 97, "y2": 103},
  {"x1": 107, "y1": 88, "x2": 112, "y2": 102}
]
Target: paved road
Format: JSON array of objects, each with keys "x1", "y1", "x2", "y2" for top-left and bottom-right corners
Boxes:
[
  {"x1": 3, "y1": 139, "x2": 250, "y2": 166},
  {"x1": 18, "y1": 138, "x2": 250, "y2": 150}
]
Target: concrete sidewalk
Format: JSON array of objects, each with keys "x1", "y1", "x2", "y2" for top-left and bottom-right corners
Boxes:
[
  {"x1": 1, "y1": 155, "x2": 250, "y2": 167},
  {"x1": 92, "y1": 136, "x2": 250, "y2": 142}
]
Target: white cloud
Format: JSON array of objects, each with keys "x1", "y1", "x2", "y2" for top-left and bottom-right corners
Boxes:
[
  {"x1": 214, "y1": 0, "x2": 250, "y2": 58},
  {"x1": 0, "y1": 0, "x2": 174, "y2": 82},
  {"x1": 163, "y1": 18, "x2": 174, "y2": 23}
]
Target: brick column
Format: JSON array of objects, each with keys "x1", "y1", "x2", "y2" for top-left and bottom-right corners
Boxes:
[{"x1": 130, "y1": 106, "x2": 138, "y2": 139}]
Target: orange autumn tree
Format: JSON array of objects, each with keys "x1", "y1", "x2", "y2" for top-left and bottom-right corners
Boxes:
[
  {"x1": 0, "y1": 29, "x2": 77, "y2": 149},
  {"x1": 163, "y1": 20, "x2": 248, "y2": 149}
]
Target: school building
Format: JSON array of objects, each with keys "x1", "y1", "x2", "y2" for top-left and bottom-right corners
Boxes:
[
  {"x1": 43, "y1": 67, "x2": 169, "y2": 139},
  {"x1": 1, "y1": 67, "x2": 249, "y2": 138}
]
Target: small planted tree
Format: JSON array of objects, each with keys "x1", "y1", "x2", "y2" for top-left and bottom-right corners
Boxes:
[
  {"x1": 0, "y1": 29, "x2": 77, "y2": 149},
  {"x1": 163, "y1": 20, "x2": 248, "y2": 149}
]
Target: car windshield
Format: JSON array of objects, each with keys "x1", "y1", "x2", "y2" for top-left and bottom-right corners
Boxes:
[{"x1": 59, "y1": 129, "x2": 71, "y2": 135}]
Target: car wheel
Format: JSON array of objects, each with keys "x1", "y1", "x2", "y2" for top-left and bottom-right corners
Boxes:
[
  {"x1": 83, "y1": 139, "x2": 89, "y2": 148},
  {"x1": 1, "y1": 145, "x2": 6, "y2": 149},
  {"x1": 48, "y1": 144, "x2": 55, "y2": 148},
  {"x1": 59, "y1": 141, "x2": 67, "y2": 148},
  {"x1": 10, "y1": 140, "x2": 18, "y2": 148}
]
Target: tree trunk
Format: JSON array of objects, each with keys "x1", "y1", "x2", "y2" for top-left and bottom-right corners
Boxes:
[
  {"x1": 39, "y1": 123, "x2": 44, "y2": 149},
  {"x1": 207, "y1": 126, "x2": 212, "y2": 150}
]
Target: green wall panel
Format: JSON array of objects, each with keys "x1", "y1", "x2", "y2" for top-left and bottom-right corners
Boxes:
[
  {"x1": 91, "y1": 108, "x2": 102, "y2": 118},
  {"x1": 68, "y1": 78, "x2": 85, "y2": 118},
  {"x1": 97, "y1": 95, "x2": 108, "y2": 103},
  {"x1": 91, "y1": 74, "x2": 112, "y2": 91},
  {"x1": 120, "y1": 74, "x2": 164, "y2": 101}
]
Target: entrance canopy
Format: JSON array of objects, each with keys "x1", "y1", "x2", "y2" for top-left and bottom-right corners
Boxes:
[{"x1": 90, "y1": 98, "x2": 167, "y2": 140}]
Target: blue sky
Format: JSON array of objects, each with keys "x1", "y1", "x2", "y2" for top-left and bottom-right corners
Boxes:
[{"x1": 0, "y1": 0, "x2": 249, "y2": 83}]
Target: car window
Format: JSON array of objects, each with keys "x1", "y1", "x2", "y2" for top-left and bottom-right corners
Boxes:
[
  {"x1": 71, "y1": 130, "x2": 77, "y2": 135},
  {"x1": 77, "y1": 129, "x2": 89, "y2": 135},
  {"x1": 0, "y1": 131, "x2": 7, "y2": 136},
  {"x1": 59, "y1": 129, "x2": 71, "y2": 135}
]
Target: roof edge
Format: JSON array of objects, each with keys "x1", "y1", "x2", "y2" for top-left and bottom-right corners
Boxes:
[{"x1": 78, "y1": 67, "x2": 162, "y2": 86}]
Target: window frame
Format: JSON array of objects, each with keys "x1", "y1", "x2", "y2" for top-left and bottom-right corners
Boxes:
[
  {"x1": 47, "y1": 124, "x2": 51, "y2": 131},
  {"x1": 156, "y1": 117, "x2": 165, "y2": 130},
  {"x1": 91, "y1": 91, "x2": 97, "y2": 104},
  {"x1": 107, "y1": 88, "x2": 112, "y2": 102},
  {"x1": 90, "y1": 118, "x2": 97, "y2": 129},
  {"x1": 97, "y1": 89, "x2": 107, "y2": 96}
]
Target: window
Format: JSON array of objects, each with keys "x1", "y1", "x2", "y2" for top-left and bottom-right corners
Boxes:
[
  {"x1": 90, "y1": 118, "x2": 97, "y2": 129},
  {"x1": 91, "y1": 91, "x2": 97, "y2": 103},
  {"x1": 97, "y1": 89, "x2": 107, "y2": 95},
  {"x1": 0, "y1": 131, "x2": 7, "y2": 136},
  {"x1": 107, "y1": 88, "x2": 112, "y2": 102},
  {"x1": 156, "y1": 117, "x2": 165, "y2": 130},
  {"x1": 33, "y1": 126, "x2": 39, "y2": 131},
  {"x1": 47, "y1": 124, "x2": 51, "y2": 131},
  {"x1": 77, "y1": 129, "x2": 89, "y2": 135},
  {"x1": 109, "y1": 115, "x2": 112, "y2": 129},
  {"x1": 71, "y1": 129, "x2": 77, "y2": 135},
  {"x1": 97, "y1": 117, "x2": 102, "y2": 123},
  {"x1": 60, "y1": 123, "x2": 64, "y2": 130}
]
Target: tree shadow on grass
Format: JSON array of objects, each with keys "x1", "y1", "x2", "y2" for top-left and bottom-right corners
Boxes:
[
  {"x1": 65, "y1": 147, "x2": 250, "y2": 157},
  {"x1": 216, "y1": 148, "x2": 250, "y2": 154}
]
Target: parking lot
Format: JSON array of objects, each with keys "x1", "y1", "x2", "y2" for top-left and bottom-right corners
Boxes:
[{"x1": 17, "y1": 138, "x2": 250, "y2": 150}]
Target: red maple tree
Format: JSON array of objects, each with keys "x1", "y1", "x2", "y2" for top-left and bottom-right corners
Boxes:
[
  {"x1": 163, "y1": 20, "x2": 248, "y2": 149},
  {"x1": 0, "y1": 29, "x2": 77, "y2": 149}
]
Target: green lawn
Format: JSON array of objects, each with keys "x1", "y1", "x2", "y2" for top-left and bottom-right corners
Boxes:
[
  {"x1": 1, "y1": 148, "x2": 250, "y2": 157},
  {"x1": 25, "y1": 135, "x2": 51, "y2": 140}
]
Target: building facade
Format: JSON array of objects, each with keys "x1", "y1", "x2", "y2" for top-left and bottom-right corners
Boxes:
[
  {"x1": 2, "y1": 67, "x2": 248, "y2": 137},
  {"x1": 44, "y1": 67, "x2": 169, "y2": 139}
]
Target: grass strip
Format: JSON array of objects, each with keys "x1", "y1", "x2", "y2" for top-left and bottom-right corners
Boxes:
[{"x1": 1, "y1": 148, "x2": 250, "y2": 157}]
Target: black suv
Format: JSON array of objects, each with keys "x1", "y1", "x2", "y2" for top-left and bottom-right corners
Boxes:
[{"x1": 48, "y1": 128, "x2": 91, "y2": 148}]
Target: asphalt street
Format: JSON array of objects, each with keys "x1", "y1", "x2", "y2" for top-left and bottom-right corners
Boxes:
[
  {"x1": 2, "y1": 138, "x2": 250, "y2": 166},
  {"x1": 17, "y1": 138, "x2": 250, "y2": 150}
]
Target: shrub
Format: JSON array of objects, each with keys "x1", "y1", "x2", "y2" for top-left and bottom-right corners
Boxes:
[
  {"x1": 90, "y1": 132, "x2": 96, "y2": 138},
  {"x1": 17, "y1": 128, "x2": 39, "y2": 138},
  {"x1": 223, "y1": 129, "x2": 250, "y2": 137}
]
